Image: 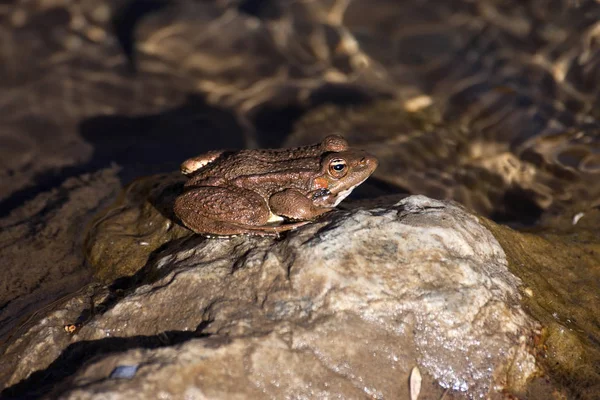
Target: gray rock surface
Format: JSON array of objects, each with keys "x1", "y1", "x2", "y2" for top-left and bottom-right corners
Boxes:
[{"x1": 0, "y1": 196, "x2": 540, "y2": 399}]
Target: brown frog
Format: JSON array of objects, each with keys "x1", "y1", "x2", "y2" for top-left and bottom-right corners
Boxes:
[{"x1": 173, "y1": 135, "x2": 378, "y2": 236}]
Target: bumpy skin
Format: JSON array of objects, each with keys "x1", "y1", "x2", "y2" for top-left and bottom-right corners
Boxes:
[{"x1": 174, "y1": 135, "x2": 378, "y2": 236}]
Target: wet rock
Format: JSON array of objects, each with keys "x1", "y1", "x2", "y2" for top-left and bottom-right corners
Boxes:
[
  {"x1": 1, "y1": 196, "x2": 541, "y2": 399},
  {"x1": 84, "y1": 172, "x2": 191, "y2": 282},
  {"x1": 0, "y1": 166, "x2": 121, "y2": 342}
]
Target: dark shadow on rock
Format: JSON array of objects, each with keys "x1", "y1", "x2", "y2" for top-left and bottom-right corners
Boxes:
[
  {"x1": 146, "y1": 175, "x2": 187, "y2": 224},
  {"x1": 0, "y1": 321, "x2": 214, "y2": 400},
  {"x1": 0, "y1": 94, "x2": 245, "y2": 219}
]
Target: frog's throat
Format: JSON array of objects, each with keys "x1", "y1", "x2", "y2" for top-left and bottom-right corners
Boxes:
[{"x1": 331, "y1": 178, "x2": 368, "y2": 206}]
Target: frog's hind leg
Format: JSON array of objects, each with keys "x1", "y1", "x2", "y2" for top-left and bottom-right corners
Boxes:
[{"x1": 174, "y1": 186, "x2": 275, "y2": 236}]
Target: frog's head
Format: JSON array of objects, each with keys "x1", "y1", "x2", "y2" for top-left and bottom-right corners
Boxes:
[{"x1": 312, "y1": 149, "x2": 379, "y2": 207}]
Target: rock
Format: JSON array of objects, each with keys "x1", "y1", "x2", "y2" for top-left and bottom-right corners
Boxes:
[
  {"x1": 0, "y1": 196, "x2": 542, "y2": 399},
  {"x1": 0, "y1": 167, "x2": 121, "y2": 343},
  {"x1": 3, "y1": 0, "x2": 600, "y2": 397},
  {"x1": 84, "y1": 172, "x2": 191, "y2": 282}
]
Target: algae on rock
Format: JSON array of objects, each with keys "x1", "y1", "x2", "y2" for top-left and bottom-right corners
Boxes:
[
  {"x1": 482, "y1": 216, "x2": 600, "y2": 398},
  {"x1": 84, "y1": 173, "x2": 191, "y2": 282}
]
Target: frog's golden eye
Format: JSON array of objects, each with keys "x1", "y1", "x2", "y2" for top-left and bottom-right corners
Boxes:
[{"x1": 328, "y1": 159, "x2": 347, "y2": 178}]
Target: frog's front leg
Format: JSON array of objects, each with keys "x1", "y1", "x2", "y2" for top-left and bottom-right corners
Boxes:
[
  {"x1": 174, "y1": 186, "x2": 275, "y2": 235},
  {"x1": 269, "y1": 189, "x2": 334, "y2": 221}
]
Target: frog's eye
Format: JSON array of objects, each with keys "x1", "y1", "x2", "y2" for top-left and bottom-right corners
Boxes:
[{"x1": 328, "y1": 159, "x2": 347, "y2": 178}]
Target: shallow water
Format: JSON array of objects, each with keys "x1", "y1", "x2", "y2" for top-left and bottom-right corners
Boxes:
[{"x1": 482, "y1": 215, "x2": 600, "y2": 398}]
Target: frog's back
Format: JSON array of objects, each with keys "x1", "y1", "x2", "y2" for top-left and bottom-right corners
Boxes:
[
  {"x1": 185, "y1": 135, "x2": 349, "y2": 183},
  {"x1": 203, "y1": 150, "x2": 321, "y2": 179}
]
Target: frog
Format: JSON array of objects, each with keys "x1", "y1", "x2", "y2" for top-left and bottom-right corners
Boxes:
[{"x1": 173, "y1": 135, "x2": 378, "y2": 236}]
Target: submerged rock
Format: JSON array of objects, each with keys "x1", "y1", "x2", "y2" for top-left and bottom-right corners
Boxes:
[
  {"x1": 84, "y1": 172, "x2": 191, "y2": 282},
  {"x1": 1, "y1": 196, "x2": 542, "y2": 399},
  {"x1": 482, "y1": 216, "x2": 600, "y2": 398}
]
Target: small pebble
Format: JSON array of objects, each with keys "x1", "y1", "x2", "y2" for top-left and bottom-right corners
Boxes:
[
  {"x1": 410, "y1": 366, "x2": 422, "y2": 400},
  {"x1": 110, "y1": 365, "x2": 139, "y2": 379},
  {"x1": 572, "y1": 212, "x2": 584, "y2": 225}
]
